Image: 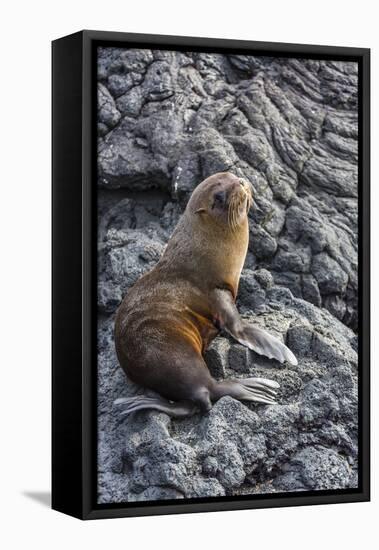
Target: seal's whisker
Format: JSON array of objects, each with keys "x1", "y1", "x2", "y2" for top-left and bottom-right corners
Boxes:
[
  {"x1": 227, "y1": 200, "x2": 231, "y2": 229},
  {"x1": 228, "y1": 196, "x2": 235, "y2": 231},
  {"x1": 231, "y1": 195, "x2": 237, "y2": 232},
  {"x1": 233, "y1": 196, "x2": 243, "y2": 232}
]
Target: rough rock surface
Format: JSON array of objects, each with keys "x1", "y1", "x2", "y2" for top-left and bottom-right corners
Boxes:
[{"x1": 96, "y1": 48, "x2": 358, "y2": 503}]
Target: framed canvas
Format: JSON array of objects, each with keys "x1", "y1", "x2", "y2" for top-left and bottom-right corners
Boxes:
[{"x1": 52, "y1": 30, "x2": 370, "y2": 520}]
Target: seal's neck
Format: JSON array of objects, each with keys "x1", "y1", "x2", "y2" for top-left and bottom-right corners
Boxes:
[{"x1": 166, "y1": 210, "x2": 249, "y2": 297}]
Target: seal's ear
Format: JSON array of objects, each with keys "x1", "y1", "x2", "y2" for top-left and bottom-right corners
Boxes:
[{"x1": 195, "y1": 208, "x2": 207, "y2": 214}]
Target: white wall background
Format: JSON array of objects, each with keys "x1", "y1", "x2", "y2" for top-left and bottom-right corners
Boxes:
[{"x1": 0, "y1": 0, "x2": 376, "y2": 548}]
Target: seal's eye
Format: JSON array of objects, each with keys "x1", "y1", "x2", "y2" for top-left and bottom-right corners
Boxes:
[{"x1": 213, "y1": 191, "x2": 225, "y2": 208}]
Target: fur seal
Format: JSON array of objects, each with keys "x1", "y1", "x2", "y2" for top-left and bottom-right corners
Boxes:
[{"x1": 114, "y1": 172, "x2": 297, "y2": 417}]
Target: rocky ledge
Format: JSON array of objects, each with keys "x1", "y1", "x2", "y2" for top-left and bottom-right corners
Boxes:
[
  {"x1": 97, "y1": 196, "x2": 358, "y2": 503},
  {"x1": 96, "y1": 49, "x2": 358, "y2": 503}
]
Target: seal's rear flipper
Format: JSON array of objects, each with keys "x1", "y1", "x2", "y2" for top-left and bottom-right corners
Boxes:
[
  {"x1": 211, "y1": 377, "x2": 280, "y2": 405},
  {"x1": 211, "y1": 288, "x2": 298, "y2": 366},
  {"x1": 114, "y1": 396, "x2": 197, "y2": 418}
]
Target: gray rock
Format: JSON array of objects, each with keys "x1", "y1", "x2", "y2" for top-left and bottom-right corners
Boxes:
[
  {"x1": 271, "y1": 272, "x2": 302, "y2": 302},
  {"x1": 249, "y1": 223, "x2": 278, "y2": 259},
  {"x1": 324, "y1": 294, "x2": 347, "y2": 321},
  {"x1": 286, "y1": 324, "x2": 313, "y2": 357},
  {"x1": 97, "y1": 285, "x2": 358, "y2": 502},
  {"x1": 130, "y1": 487, "x2": 185, "y2": 501},
  {"x1": 96, "y1": 50, "x2": 359, "y2": 504},
  {"x1": 201, "y1": 441, "x2": 246, "y2": 489},
  {"x1": 228, "y1": 344, "x2": 251, "y2": 374},
  {"x1": 98, "y1": 281, "x2": 122, "y2": 314},
  {"x1": 301, "y1": 274, "x2": 322, "y2": 307},
  {"x1": 197, "y1": 397, "x2": 267, "y2": 489},
  {"x1": 260, "y1": 404, "x2": 300, "y2": 470},
  {"x1": 96, "y1": 50, "x2": 358, "y2": 327},
  {"x1": 312, "y1": 252, "x2": 349, "y2": 294},
  {"x1": 98, "y1": 83, "x2": 121, "y2": 134},
  {"x1": 253, "y1": 268, "x2": 274, "y2": 290},
  {"x1": 273, "y1": 245, "x2": 312, "y2": 274},
  {"x1": 127, "y1": 437, "x2": 198, "y2": 494},
  {"x1": 238, "y1": 269, "x2": 267, "y2": 312},
  {"x1": 266, "y1": 285, "x2": 294, "y2": 307},
  {"x1": 275, "y1": 446, "x2": 354, "y2": 491},
  {"x1": 204, "y1": 338, "x2": 230, "y2": 379},
  {"x1": 116, "y1": 86, "x2": 144, "y2": 118}
]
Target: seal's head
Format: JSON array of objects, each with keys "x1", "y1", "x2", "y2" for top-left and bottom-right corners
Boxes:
[{"x1": 188, "y1": 172, "x2": 252, "y2": 231}]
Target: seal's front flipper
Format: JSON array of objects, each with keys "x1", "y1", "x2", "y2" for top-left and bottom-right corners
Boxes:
[
  {"x1": 237, "y1": 325, "x2": 298, "y2": 365},
  {"x1": 114, "y1": 396, "x2": 197, "y2": 418},
  {"x1": 211, "y1": 288, "x2": 298, "y2": 366}
]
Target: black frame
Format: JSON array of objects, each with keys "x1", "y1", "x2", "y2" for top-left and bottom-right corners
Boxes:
[{"x1": 52, "y1": 30, "x2": 370, "y2": 520}]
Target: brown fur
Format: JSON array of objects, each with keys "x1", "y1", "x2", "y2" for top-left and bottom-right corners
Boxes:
[{"x1": 115, "y1": 172, "x2": 252, "y2": 410}]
